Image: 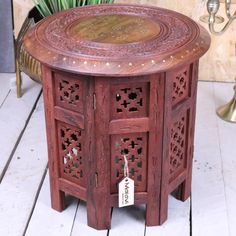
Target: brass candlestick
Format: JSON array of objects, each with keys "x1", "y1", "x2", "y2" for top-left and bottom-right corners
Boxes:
[
  {"x1": 216, "y1": 83, "x2": 236, "y2": 122},
  {"x1": 207, "y1": 0, "x2": 236, "y2": 123}
]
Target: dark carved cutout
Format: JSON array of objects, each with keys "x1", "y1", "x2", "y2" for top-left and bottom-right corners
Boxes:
[
  {"x1": 111, "y1": 133, "x2": 147, "y2": 193},
  {"x1": 169, "y1": 115, "x2": 187, "y2": 181},
  {"x1": 59, "y1": 80, "x2": 80, "y2": 105},
  {"x1": 111, "y1": 83, "x2": 148, "y2": 119},
  {"x1": 58, "y1": 122, "x2": 85, "y2": 186},
  {"x1": 55, "y1": 74, "x2": 84, "y2": 113},
  {"x1": 117, "y1": 87, "x2": 143, "y2": 113},
  {"x1": 172, "y1": 68, "x2": 190, "y2": 106}
]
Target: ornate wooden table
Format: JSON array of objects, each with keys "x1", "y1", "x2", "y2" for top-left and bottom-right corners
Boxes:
[{"x1": 23, "y1": 4, "x2": 210, "y2": 230}]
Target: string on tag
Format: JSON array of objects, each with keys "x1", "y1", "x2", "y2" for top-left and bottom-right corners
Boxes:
[
  {"x1": 123, "y1": 155, "x2": 129, "y2": 177},
  {"x1": 119, "y1": 155, "x2": 134, "y2": 207}
]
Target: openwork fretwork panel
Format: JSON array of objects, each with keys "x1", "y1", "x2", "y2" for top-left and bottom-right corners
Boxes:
[
  {"x1": 110, "y1": 83, "x2": 149, "y2": 119},
  {"x1": 169, "y1": 114, "x2": 188, "y2": 182},
  {"x1": 172, "y1": 66, "x2": 190, "y2": 106},
  {"x1": 57, "y1": 121, "x2": 85, "y2": 187},
  {"x1": 55, "y1": 73, "x2": 84, "y2": 113},
  {"x1": 111, "y1": 133, "x2": 147, "y2": 193}
]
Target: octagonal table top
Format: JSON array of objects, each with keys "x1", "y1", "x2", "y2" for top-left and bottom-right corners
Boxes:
[{"x1": 23, "y1": 4, "x2": 211, "y2": 77}]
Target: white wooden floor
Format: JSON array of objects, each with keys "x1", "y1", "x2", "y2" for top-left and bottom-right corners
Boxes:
[{"x1": 0, "y1": 73, "x2": 236, "y2": 236}]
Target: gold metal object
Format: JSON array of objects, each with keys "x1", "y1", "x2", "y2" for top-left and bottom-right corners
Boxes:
[
  {"x1": 15, "y1": 10, "x2": 41, "y2": 98},
  {"x1": 19, "y1": 46, "x2": 41, "y2": 82},
  {"x1": 16, "y1": 60, "x2": 22, "y2": 98},
  {"x1": 207, "y1": 0, "x2": 236, "y2": 123},
  {"x1": 216, "y1": 84, "x2": 236, "y2": 122}
]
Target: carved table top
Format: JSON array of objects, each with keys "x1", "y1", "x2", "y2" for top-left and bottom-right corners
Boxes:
[{"x1": 23, "y1": 4, "x2": 211, "y2": 76}]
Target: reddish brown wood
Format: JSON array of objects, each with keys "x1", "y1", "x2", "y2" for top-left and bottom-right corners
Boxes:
[
  {"x1": 110, "y1": 82, "x2": 149, "y2": 119},
  {"x1": 54, "y1": 72, "x2": 85, "y2": 113},
  {"x1": 88, "y1": 77, "x2": 111, "y2": 229},
  {"x1": 54, "y1": 106, "x2": 85, "y2": 129},
  {"x1": 171, "y1": 65, "x2": 191, "y2": 107},
  {"x1": 57, "y1": 121, "x2": 86, "y2": 187},
  {"x1": 83, "y1": 76, "x2": 97, "y2": 228},
  {"x1": 59, "y1": 178, "x2": 87, "y2": 201},
  {"x1": 111, "y1": 132, "x2": 148, "y2": 193},
  {"x1": 146, "y1": 73, "x2": 165, "y2": 226},
  {"x1": 41, "y1": 65, "x2": 65, "y2": 212},
  {"x1": 159, "y1": 71, "x2": 173, "y2": 224},
  {"x1": 174, "y1": 61, "x2": 199, "y2": 201},
  {"x1": 23, "y1": 4, "x2": 210, "y2": 77},
  {"x1": 109, "y1": 118, "x2": 149, "y2": 134},
  {"x1": 185, "y1": 61, "x2": 199, "y2": 198},
  {"x1": 168, "y1": 170, "x2": 188, "y2": 194},
  {"x1": 23, "y1": 4, "x2": 210, "y2": 230}
]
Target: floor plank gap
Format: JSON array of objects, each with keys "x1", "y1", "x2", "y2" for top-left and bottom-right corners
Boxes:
[
  {"x1": 0, "y1": 73, "x2": 13, "y2": 106},
  {"x1": 0, "y1": 93, "x2": 48, "y2": 236},
  {"x1": 213, "y1": 84, "x2": 235, "y2": 235},
  {"x1": 0, "y1": 89, "x2": 11, "y2": 109},
  {"x1": 190, "y1": 195, "x2": 192, "y2": 236},
  {"x1": 107, "y1": 208, "x2": 114, "y2": 236},
  {"x1": 213, "y1": 84, "x2": 231, "y2": 235},
  {"x1": 191, "y1": 82, "x2": 229, "y2": 236},
  {"x1": 22, "y1": 165, "x2": 48, "y2": 236},
  {"x1": 0, "y1": 90, "x2": 42, "y2": 183},
  {"x1": 69, "y1": 200, "x2": 80, "y2": 236}
]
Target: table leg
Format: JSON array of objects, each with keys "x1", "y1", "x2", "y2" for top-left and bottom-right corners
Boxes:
[
  {"x1": 49, "y1": 173, "x2": 66, "y2": 212},
  {"x1": 172, "y1": 61, "x2": 198, "y2": 202},
  {"x1": 146, "y1": 75, "x2": 165, "y2": 226},
  {"x1": 172, "y1": 180, "x2": 191, "y2": 201},
  {"x1": 41, "y1": 65, "x2": 66, "y2": 211},
  {"x1": 87, "y1": 197, "x2": 111, "y2": 230},
  {"x1": 87, "y1": 77, "x2": 111, "y2": 230}
]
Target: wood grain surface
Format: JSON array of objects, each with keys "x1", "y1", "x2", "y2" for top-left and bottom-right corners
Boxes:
[
  {"x1": 69, "y1": 14, "x2": 161, "y2": 44},
  {"x1": 23, "y1": 4, "x2": 210, "y2": 77}
]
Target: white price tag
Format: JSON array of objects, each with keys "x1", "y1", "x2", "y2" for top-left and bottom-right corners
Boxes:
[{"x1": 118, "y1": 177, "x2": 134, "y2": 208}]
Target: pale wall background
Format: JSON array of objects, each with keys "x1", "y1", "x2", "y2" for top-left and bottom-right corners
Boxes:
[
  {"x1": 13, "y1": 0, "x2": 236, "y2": 82},
  {"x1": 13, "y1": 0, "x2": 34, "y2": 35}
]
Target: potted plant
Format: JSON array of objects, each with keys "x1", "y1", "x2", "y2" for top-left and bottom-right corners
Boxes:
[{"x1": 16, "y1": 0, "x2": 114, "y2": 97}]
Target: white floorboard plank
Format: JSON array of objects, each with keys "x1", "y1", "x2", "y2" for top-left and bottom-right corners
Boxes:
[
  {"x1": 0, "y1": 73, "x2": 41, "y2": 177},
  {"x1": 146, "y1": 196, "x2": 190, "y2": 236},
  {"x1": 71, "y1": 201, "x2": 108, "y2": 236},
  {"x1": 214, "y1": 82, "x2": 236, "y2": 236},
  {"x1": 192, "y1": 82, "x2": 229, "y2": 236},
  {"x1": 109, "y1": 205, "x2": 145, "y2": 236},
  {"x1": 0, "y1": 97, "x2": 48, "y2": 236},
  {"x1": 25, "y1": 172, "x2": 78, "y2": 236},
  {"x1": 0, "y1": 73, "x2": 12, "y2": 106}
]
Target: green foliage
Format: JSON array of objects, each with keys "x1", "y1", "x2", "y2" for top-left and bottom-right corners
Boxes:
[{"x1": 33, "y1": 0, "x2": 114, "y2": 18}]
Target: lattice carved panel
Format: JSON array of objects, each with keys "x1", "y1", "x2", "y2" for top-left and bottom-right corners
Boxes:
[
  {"x1": 111, "y1": 133, "x2": 147, "y2": 193},
  {"x1": 172, "y1": 67, "x2": 190, "y2": 106},
  {"x1": 169, "y1": 114, "x2": 188, "y2": 181},
  {"x1": 111, "y1": 83, "x2": 149, "y2": 119},
  {"x1": 55, "y1": 73, "x2": 84, "y2": 113},
  {"x1": 58, "y1": 121, "x2": 85, "y2": 187}
]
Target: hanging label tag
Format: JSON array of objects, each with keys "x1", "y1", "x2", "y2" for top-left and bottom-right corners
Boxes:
[{"x1": 118, "y1": 177, "x2": 134, "y2": 208}]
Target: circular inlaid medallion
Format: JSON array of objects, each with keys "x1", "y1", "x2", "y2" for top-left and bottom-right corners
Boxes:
[
  {"x1": 23, "y1": 4, "x2": 210, "y2": 76},
  {"x1": 68, "y1": 15, "x2": 161, "y2": 44}
]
